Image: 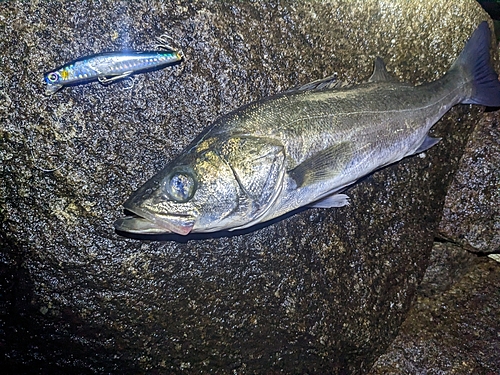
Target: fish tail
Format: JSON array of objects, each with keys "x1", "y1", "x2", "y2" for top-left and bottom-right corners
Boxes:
[{"x1": 453, "y1": 21, "x2": 500, "y2": 107}]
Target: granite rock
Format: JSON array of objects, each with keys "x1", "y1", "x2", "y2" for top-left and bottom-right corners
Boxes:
[
  {"x1": 439, "y1": 111, "x2": 500, "y2": 254},
  {"x1": 0, "y1": 0, "x2": 494, "y2": 373},
  {"x1": 369, "y1": 243, "x2": 500, "y2": 374}
]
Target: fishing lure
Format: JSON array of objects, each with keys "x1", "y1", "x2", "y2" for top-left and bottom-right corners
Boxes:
[{"x1": 44, "y1": 39, "x2": 183, "y2": 95}]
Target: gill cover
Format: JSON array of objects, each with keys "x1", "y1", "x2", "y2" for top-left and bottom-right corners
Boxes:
[
  {"x1": 187, "y1": 134, "x2": 287, "y2": 232},
  {"x1": 217, "y1": 136, "x2": 285, "y2": 213}
]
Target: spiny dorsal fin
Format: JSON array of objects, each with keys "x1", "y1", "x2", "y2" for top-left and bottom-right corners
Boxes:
[
  {"x1": 289, "y1": 142, "x2": 353, "y2": 188},
  {"x1": 368, "y1": 57, "x2": 397, "y2": 82},
  {"x1": 285, "y1": 74, "x2": 354, "y2": 93},
  {"x1": 286, "y1": 56, "x2": 395, "y2": 93}
]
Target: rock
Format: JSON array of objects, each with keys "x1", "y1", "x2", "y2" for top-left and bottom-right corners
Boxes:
[
  {"x1": 0, "y1": 0, "x2": 494, "y2": 373},
  {"x1": 416, "y1": 242, "x2": 485, "y2": 298},
  {"x1": 439, "y1": 111, "x2": 500, "y2": 254},
  {"x1": 369, "y1": 243, "x2": 500, "y2": 374}
]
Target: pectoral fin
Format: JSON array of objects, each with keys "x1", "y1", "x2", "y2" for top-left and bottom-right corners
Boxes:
[
  {"x1": 218, "y1": 136, "x2": 285, "y2": 206},
  {"x1": 289, "y1": 142, "x2": 353, "y2": 188}
]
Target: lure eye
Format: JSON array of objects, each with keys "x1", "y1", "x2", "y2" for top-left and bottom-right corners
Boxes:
[
  {"x1": 46, "y1": 72, "x2": 59, "y2": 83},
  {"x1": 165, "y1": 170, "x2": 196, "y2": 203}
]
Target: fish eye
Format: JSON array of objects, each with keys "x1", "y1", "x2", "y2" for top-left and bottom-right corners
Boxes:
[
  {"x1": 165, "y1": 170, "x2": 196, "y2": 203},
  {"x1": 46, "y1": 72, "x2": 59, "y2": 83}
]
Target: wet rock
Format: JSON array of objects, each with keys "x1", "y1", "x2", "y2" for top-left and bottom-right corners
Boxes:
[
  {"x1": 416, "y1": 242, "x2": 485, "y2": 298},
  {"x1": 369, "y1": 243, "x2": 500, "y2": 374},
  {"x1": 439, "y1": 111, "x2": 500, "y2": 254},
  {"x1": 0, "y1": 0, "x2": 494, "y2": 373}
]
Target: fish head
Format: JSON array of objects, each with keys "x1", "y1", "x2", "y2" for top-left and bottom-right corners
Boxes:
[{"x1": 115, "y1": 135, "x2": 286, "y2": 235}]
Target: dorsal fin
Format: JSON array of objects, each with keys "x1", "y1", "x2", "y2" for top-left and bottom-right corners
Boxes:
[
  {"x1": 285, "y1": 74, "x2": 354, "y2": 93},
  {"x1": 285, "y1": 56, "x2": 395, "y2": 94},
  {"x1": 368, "y1": 57, "x2": 396, "y2": 82}
]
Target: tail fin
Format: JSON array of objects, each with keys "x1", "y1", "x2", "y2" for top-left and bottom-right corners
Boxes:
[{"x1": 453, "y1": 21, "x2": 500, "y2": 107}]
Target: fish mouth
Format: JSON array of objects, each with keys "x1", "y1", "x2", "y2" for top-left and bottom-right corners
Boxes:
[{"x1": 114, "y1": 206, "x2": 195, "y2": 235}]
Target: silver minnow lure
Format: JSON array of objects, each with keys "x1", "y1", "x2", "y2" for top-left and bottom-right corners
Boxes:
[
  {"x1": 44, "y1": 46, "x2": 183, "y2": 95},
  {"x1": 114, "y1": 22, "x2": 500, "y2": 236}
]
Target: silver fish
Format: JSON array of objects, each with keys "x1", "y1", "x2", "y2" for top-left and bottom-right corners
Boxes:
[
  {"x1": 44, "y1": 46, "x2": 183, "y2": 95},
  {"x1": 114, "y1": 22, "x2": 500, "y2": 236}
]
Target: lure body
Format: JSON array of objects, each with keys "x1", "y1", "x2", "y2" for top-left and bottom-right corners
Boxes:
[{"x1": 44, "y1": 49, "x2": 183, "y2": 94}]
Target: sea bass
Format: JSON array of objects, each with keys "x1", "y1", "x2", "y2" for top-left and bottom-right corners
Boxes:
[{"x1": 114, "y1": 22, "x2": 500, "y2": 236}]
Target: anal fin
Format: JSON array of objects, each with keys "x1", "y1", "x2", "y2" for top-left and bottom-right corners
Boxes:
[{"x1": 413, "y1": 135, "x2": 441, "y2": 155}]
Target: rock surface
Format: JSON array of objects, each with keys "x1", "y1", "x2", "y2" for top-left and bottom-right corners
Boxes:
[
  {"x1": 439, "y1": 111, "x2": 500, "y2": 254},
  {"x1": 0, "y1": 0, "x2": 495, "y2": 373},
  {"x1": 369, "y1": 243, "x2": 500, "y2": 374}
]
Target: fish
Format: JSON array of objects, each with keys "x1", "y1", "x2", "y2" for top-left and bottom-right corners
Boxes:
[
  {"x1": 44, "y1": 45, "x2": 183, "y2": 95},
  {"x1": 114, "y1": 22, "x2": 500, "y2": 236}
]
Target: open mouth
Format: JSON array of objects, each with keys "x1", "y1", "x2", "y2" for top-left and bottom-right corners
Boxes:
[{"x1": 113, "y1": 206, "x2": 195, "y2": 235}]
